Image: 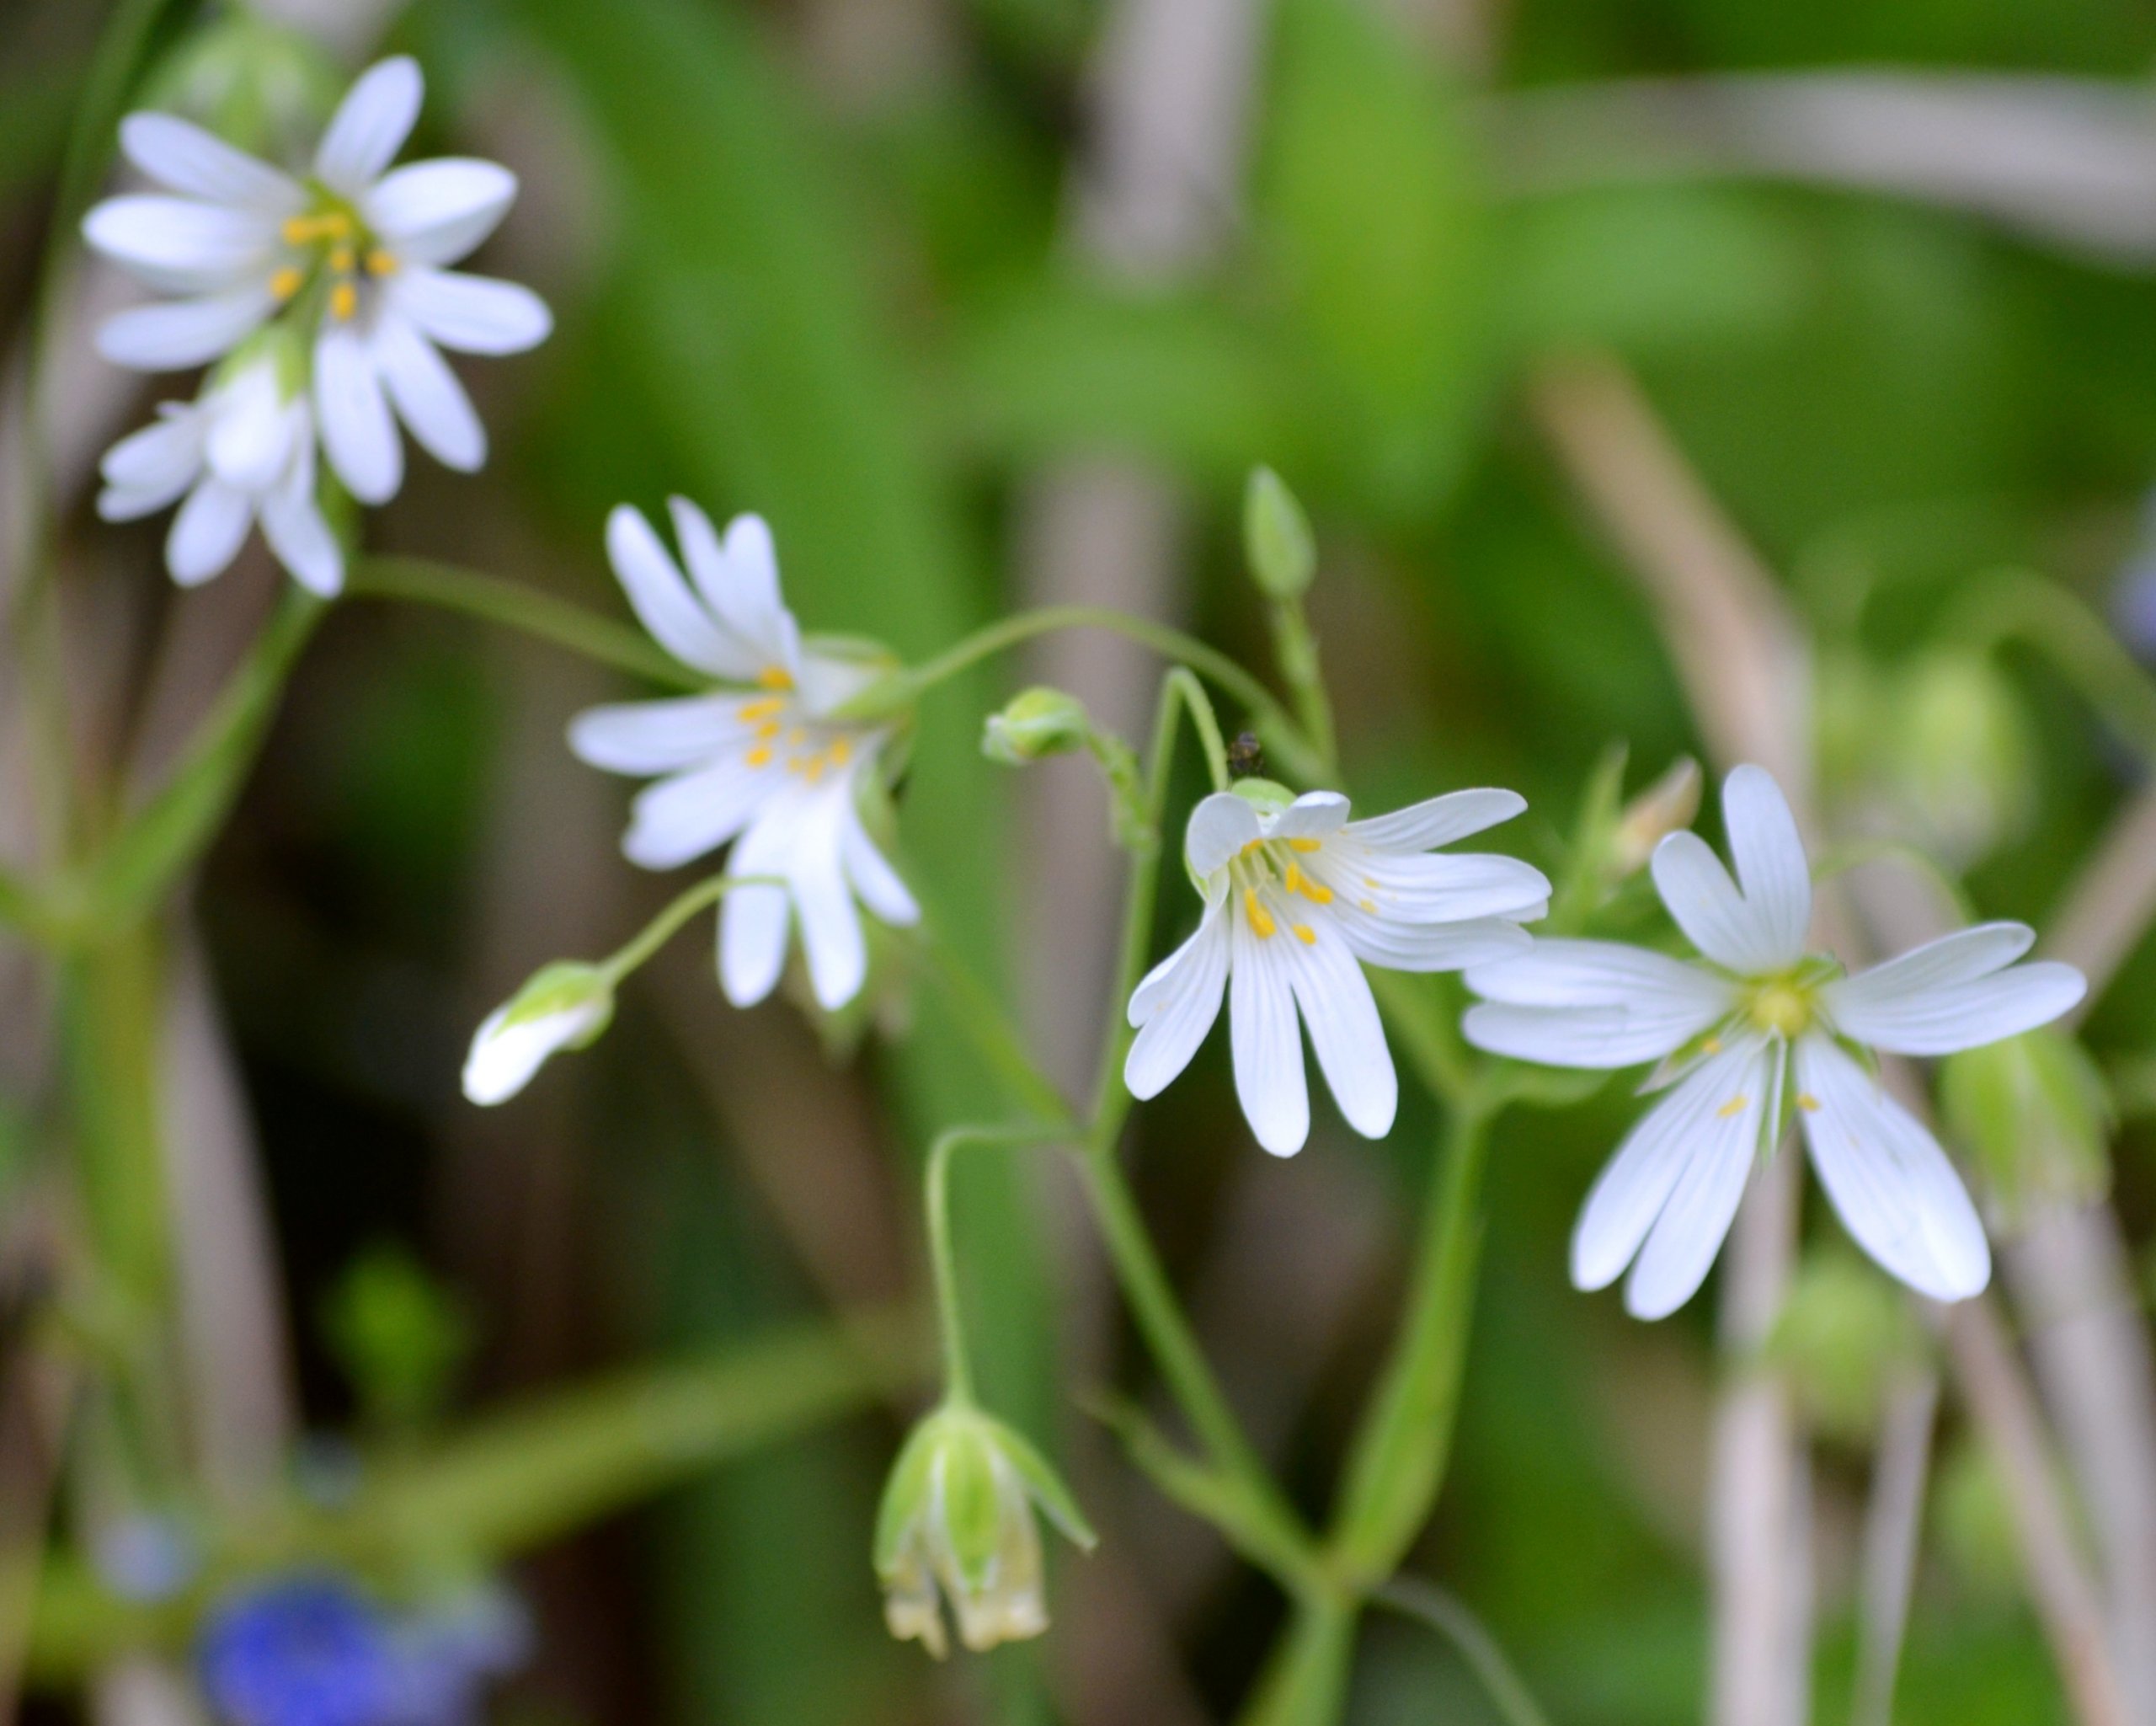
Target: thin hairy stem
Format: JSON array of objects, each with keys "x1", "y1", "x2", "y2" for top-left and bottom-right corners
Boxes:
[
  {"x1": 924, "y1": 1126, "x2": 1065, "y2": 1406},
  {"x1": 1374, "y1": 1578, "x2": 1552, "y2": 1726}
]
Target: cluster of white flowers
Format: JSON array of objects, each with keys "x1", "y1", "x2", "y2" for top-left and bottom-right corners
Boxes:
[{"x1": 86, "y1": 57, "x2": 550, "y2": 595}]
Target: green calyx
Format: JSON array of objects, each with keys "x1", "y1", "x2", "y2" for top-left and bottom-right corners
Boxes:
[
  {"x1": 499, "y1": 962, "x2": 614, "y2": 1042},
  {"x1": 873, "y1": 1404, "x2": 1096, "y2": 1585}
]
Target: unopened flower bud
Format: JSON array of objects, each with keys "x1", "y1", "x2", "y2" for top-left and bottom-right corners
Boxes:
[
  {"x1": 1940, "y1": 1028, "x2": 2111, "y2": 1226},
  {"x1": 875, "y1": 1405, "x2": 1095, "y2": 1659},
  {"x1": 1610, "y1": 756, "x2": 1701, "y2": 876},
  {"x1": 1244, "y1": 467, "x2": 1315, "y2": 601},
  {"x1": 982, "y1": 688, "x2": 1091, "y2": 766},
  {"x1": 462, "y1": 963, "x2": 614, "y2": 1106}
]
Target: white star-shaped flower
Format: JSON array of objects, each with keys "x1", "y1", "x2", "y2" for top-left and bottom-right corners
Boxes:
[
  {"x1": 1463, "y1": 763, "x2": 2086, "y2": 1318},
  {"x1": 83, "y1": 56, "x2": 550, "y2": 508},
  {"x1": 1126, "y1": 782, "x2": 1550, "y2": 1155},
  {"x1": 95, "y1": 350, "x2": 339, "y2": 595},
  {"x1": 569, "y1": 500, "x2": 919, "y2": 1013}
]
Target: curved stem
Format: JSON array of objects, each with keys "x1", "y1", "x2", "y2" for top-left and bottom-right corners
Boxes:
[
  {"x1": 346, "y1": 556, "x2": 702, "y2": 692},
  {"x1": 1165, "y1": 665, "x2": 1231, "y2": 792},
  {"x1": 600, "y1": 873, "x2": 775, "y2": 984},
  {"x1": 924, "y1": 1126, "x2": 1064, "y2": 1406},
  {"x1": 1373, "y1": 1578, "x2": 1552, "y2": 1726},
  {"x1": 1943, "y1": 569, "x2": 2156, "y2": 764},
  {"x1": 844, "y1": 606, "x2": 1327, "y2": 784}
]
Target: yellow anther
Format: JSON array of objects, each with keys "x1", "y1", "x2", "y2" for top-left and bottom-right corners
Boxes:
[
  {"x1": 330, "y1": 281, "x2": 358, "y2": 321},
  {"x1": 1716, "y1": 1095, "x2": 1749, "y2": 1119},
  {"x1": 270, "y1": 266, "x2": 303, "y2": 301},
  {"x1": 322, "y1": 210, "x2": 352, "y2": 238},
  {"x1": 1358, "y1": 898, "x2": 1377, "y2": 913},
  {"x1": 1243, "y1": 889, "x2": 1276, "y2": 940},
  {"x1": 365, "y1": 248, "x2": 398, "y2": 276},
  {"x1": 737, "y1": 697, "x2": 785, "y2": 722},
  {"x1": 785, "y1": 728, "x2": 806, "y2": 747},
  {"x1": 1299, "y1": 878, "x2": 1333, "y2": 906},
  {"x1": 1288, "y1": 838, "x2": 1321, "y2": 853},
  {"x1": 828, "y1": 736, "x2": 851, "y2": 766},
  {"x1": 1284, "y1": 863, "x2": 1304, "y2": 893},
  {"x1": 803, "y1": 756, "x2": 828, "y2": 783},
  {"x1": 1362, "y1": 876, "x2": 1379, "y2": 889},
  {"x1": 1702, "y1": 1036, "x2": 1722, "y2": 1054},
  {"x1": 746, "y1": 745, "x2": 773, "y2": 767},
  {"x1": 756, "y1": 665, "x2": 794, "y2": 691},
  {"x1": 280, "y1": 215, "x2": 318, "y2": 244},
  {"x1": 1241, "y1": 839, "x2": 1264, "y2": 858},
  {"x1": 1797, "y1": 1093, "x2": 1821, "y2": 1113},
  {"x1": 1292, "y1": 924, "x2": 1316, "y2": 945},
  {"x1": 755, "y1": 720, "x2": 782, "y2": 740},
  {"x1": 328, "y1": 245, "x2": 355, "y2": 274}
]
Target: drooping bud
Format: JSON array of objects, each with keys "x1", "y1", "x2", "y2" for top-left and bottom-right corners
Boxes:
[
  {"x1": 461, "y1": 962, "x2": 614, "y2": 1106},
  {"x1": 1609, "y1": 756, "x2": 1701, "y2": 876},
  {"x1": 1940, "y1": 1028, "x2": 2111, "y2": 1226},
  {"x1": 982, "y1": 687, "x2": 1091, "y2": 765},
  {"x1": 1244, "y1": 467, "x2": 1315, "y2": 601},
  {"x1": 874, "y1": 1405, "x2": 1095, "y2": 1659}
]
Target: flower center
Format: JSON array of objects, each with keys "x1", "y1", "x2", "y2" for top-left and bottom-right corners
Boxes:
[
  {"x1": 734, "y1": 680, "x2": 858, "y2": 783},
  {"x1": 1746, "y1": 979, "x2": 1813, "y2": 1037},
  {"x1": 271, "y1": 192, "x2": 397, "y2": 323},
  {"x1": 1226, "y1": 836, "x2": 1331, "y2": 943}
]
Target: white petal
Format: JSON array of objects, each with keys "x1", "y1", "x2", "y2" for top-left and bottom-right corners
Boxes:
[
  {"x1": 97, "y1": 287, "x2": 275, "y2": 371},
  {"x1": 568, "y1": 696, "x2": 747, "y2": 773},
  {"x1": 389, "y1": 268, "x2": 551, "y2": 355},
  {"x1": 1795, "y1": 1035, "x2": 1990, "y2": 1301},
  {"x1": 1721, "y1": 765, "x2": 1812, "y2": 968},
  {"x1": 259, "y1": 446, "x2": 342, "y2": 596},
  {"x1": 462, "y1": 999, "x2": 606, "y2": 1106},
  {"x1": 623, "y1": 756, "x2": 773, "y2": 869},
  {"x1": 1333, "y1": 909, "x2": 1533, "y2": 974},
  {"x1": 1465, "y1": 938, "x2": 1735, "y2": 1066},
  {"x1": 83, "y1": 195, "x2": 275, "y2": 292},
  {"x1": 789, "y1": 788, "x2": 870, "y2": 1010},
  {"x1": 1186, "y1": 793, "x2": 1263, "y2": 879},
  {"x1": 1124, "y1": 904, "x2": 1230, "y2": 1098},
  {"x1": 1269, "y1": 791, "x2": 1351, "y2": 842},
  {"x1": 659, "y1": 500, "x2": 785, "y2": 680},
  {"x1": 204, "y1": 365, "x2": 294, "y2": 492},
  {"x1": 1229, "y1": 913, "x2": 1308, "y2": 1156},
  {"x1": 1320, "y1": 845, "x2": 1552, "y2": 923},
  {"x1": 119, "y1": 114, "x2": 302, "y2": 210},
  {"x1": 1465, "y1": 1004, "x2": 1668, "y2": 1070},
  {"x1": 1821, "y1": 923, "x2": 2084, "y2": 1056},
  {"x1": 1343, "y1": 788, "x2": 1526, "y2": 852},
  {"x1": 1652, "y1": 831, "x2": 1791, "y2": 976},
  {"x1": 373, "y1": 315, "x2": 485, "y2": 471},
  {"x1": 314, "y1": 327, "x2": 402, "y2": 505},
  {"x1": 721, "y1": 800, "x2": 803, "y2": 1006},
  {"x1": 1280, "y1": 916, "x2": 1396, "y2": 1139},
  {"x1": 841, "y1": 806, "x2": 920, "y2": 927},
  {"x1": 1623, "y1": 1042, "x2": 1771, "y2": 1319},
  {"x1": 1572, "y1": 1039, "x2": 1765, "y2": 1292},
  {"x1": 165, "y1": 479, "x2": 252, "y2": 586},
  {"x1": 1826, "y1": 959, "x2": 2086, "y2": 1057},
  {"x1": 99, "y1": 412, "x2": 205, "y2": 517},
  {"x1": 366, "y1": 158, "x2": 516, "y2": 265},
  {"x1": 315, "y1": 56, "x2": 423, "y2": 195},
  {"x1": 606, "y1": 505, "x2": 735, "y2": 676}
]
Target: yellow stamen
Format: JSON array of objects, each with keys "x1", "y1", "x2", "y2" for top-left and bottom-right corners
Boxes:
[
  {"x1": 330, "y1": 281, "x2": 357, "y2": 321},
  {"x1": 1243, "y1": 889, "x2": 1276, "y2": 940},
  {"x1": 1359, "y1": 898, "x2": 1377, "y2": 913},
  {"x1": 1716, "y1": 1095, "x2": 1749, "y2": 1119},
  {"x1": 803, "y1": 756, "x2": 827, "y2": 783},
  {"x1": 1292, "y1": 924, "x2": 1316, "y2": 944},
  {"x1": 1288, "y1": 837, "x2": 1321, "y2": 853},
  {"x1": 1702, "y1": 1036, "x2": 1722, "y2": 1054},
  {"x1": 280, "y1": 215, "x2": 318, "y2": 244},
  {"x1": 828, "y1": 736, "x2": 851, "y2": 766},
  {"x1": 737, "y1": 697, "x2": 785, "y2": 722},
  {"x1": 746, "y1": 745, "x2": 773, "y2": 767},
  {"x1": 328, "y1": 244, "x2": 355, "y2": 274},
  {"x1": 755, "y1": 720, "x2": 782, "y2": 740},
  {"x1": 1241, "y1": 839, "x2": 1264, "y2": 858},
  {"x1": 365, "y1": 248, "x2": 398, "y2": 276},
  {"x1": 756, "y1": 665, "x2": 794, "y2": 691},
  {"x1": 1797, "y1": 1093, "x2": 1821, "y2": 1113},
  {"x1": 1362, "y1": 875, "x2": 1379, "y2": 889},
  {"x1": 270, "y1": 266, "x2": 303, "y2": 301},
  {"x1": 1283, "y1": 863, "x2": 1304, "y2": 893}
]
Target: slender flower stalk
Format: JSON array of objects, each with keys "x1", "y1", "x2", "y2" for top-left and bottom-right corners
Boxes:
[{"x1": 1464, "y1": 763, "x2": 2086, "y2": 1317}]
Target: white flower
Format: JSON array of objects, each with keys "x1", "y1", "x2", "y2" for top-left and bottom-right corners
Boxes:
[
  {"x1": 568, "y1": 500, "x2": 920, "y2": 1013},
  {"x1": 1125, "y1": 782, "x2": 1550, "y2": 1156},
  {"x1": 1463, "y1": 763, "x2": 2087, "y2": 1319},
  {"x1": 83, "y1": 56, "x2": 550, "y2": 505},
  {"x1": 95, "y1": 350, "x2": 340, "y2": 594},
  {"x1": 462, "y1": 963, "x2": 615, "y2": 1106}
]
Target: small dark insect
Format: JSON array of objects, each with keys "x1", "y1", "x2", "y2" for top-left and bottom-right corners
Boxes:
[{"x1": 1226, "y1": 731, "x2": 1265, "y2": 779}]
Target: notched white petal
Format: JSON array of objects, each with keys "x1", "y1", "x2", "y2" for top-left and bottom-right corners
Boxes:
[{"x1": 1185, "y1": 793, "x2": 1263, "y2": 879}]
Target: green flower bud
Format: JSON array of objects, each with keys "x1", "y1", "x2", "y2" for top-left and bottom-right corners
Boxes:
[
  {"x1": 461, "y1": 962, "x2": 614, "y2": 1107},
  {"x1": 1766, "y1": 1250, "x2": 1924, "y2": 1442},
  {"x1": 1244, "y1": 467, "x2": 1315, "y2": 601},
  {"x1": 982, "y1": 687, "x2": 1092, "y2": 765},
  {"x1": 874, "y1": 1405, "x2": 1095, "y2": 1659},
  {"x1": 1609, "y1": 756, "x2": 1702, "y2": 877},
  {"x1": 1230, "y1": 777, "x2": 1296, "y2": 818},
  {"x1": 1940, "y1": 1028, "x2": 2111, "y2": 1226}
]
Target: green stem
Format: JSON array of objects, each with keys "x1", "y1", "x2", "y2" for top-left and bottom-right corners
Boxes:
[
  {"x1": 841, "y1": 606, "x2": 1327, "y2": 784},
  {"x1": 346, "y1": 556, "x2": 702, "y2": 692},
  {"x1": 1238, "y1": 1593, "x2": 1360, "y2": 1726},
  {"x1": 1372, "y1": 1578, "x2": 1551, "y2": 1726},
  {"x1": 77, "y1": 589, "x2": 324, "y2": 933},
  {"x1": 1328, "y1": 1103, "x2": 1495, "y2": 1583},
  {"x1": 600, "y1": 872, "x2": 777, "y2": 983},
  {"x1": 915, "y1": 932, "x2": 1077, "y2": 1127},
  {"x1": 1165, "y1": 665, "x2": 1231, "y2": 791},
  {"x1": 1942, "y1": 568, "x2": 2156, "y2": 764},
  {"x1": 924, "y1": 1125, "x2": 1064, "y2": 1406},
  {"x1": 1267, "y1": 596, "x2": 1337, "y2": 778}
]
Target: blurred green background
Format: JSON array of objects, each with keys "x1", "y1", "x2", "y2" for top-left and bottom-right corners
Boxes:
[{"x1": 12, "y1": 0, "x2": 2156, "y2": 1720}]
